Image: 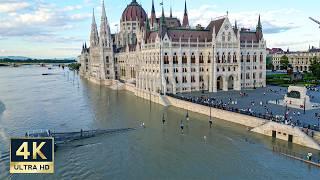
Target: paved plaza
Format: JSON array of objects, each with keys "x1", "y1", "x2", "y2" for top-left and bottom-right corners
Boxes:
[{"x1": 175, "y1": 85, "x2": 320, "y2": 129}]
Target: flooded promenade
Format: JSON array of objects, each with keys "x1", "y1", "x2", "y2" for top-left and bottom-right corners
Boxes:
[{"x1": 0, "y1": 66, "x2": 319, "y2": 179}]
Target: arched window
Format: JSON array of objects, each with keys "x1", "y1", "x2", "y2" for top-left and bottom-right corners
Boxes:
[
  {"x1": 164, "y1": 53, "x2": 169, "y2": 64},
  {"x1": 241, "y1": 53, "x2": 244, "y2": 62},
  {"x1": 222, "y1": 52, "x2": 226, "y2": 63},
  {"x1": 182, "y1": 53, "x2": 187, "y2": 64},
  {"x1": 173, "y1": 53, "x2": 178, "y2": 64},
  {"x1": 246, "y1": 53, "x2": 250, "y2": 63},
  {"x1": 216, "y1": 52, "x2": 220, "y2": 63},
  {"x1": 208, "y1": 53, "x2": 211, "y2": 63},
  {"x1": 260, "y1": 53, "x2": 263, "y2": 63},
  {"x1": 222, "y1": 32, "x2": 225, "y2": 42},
  {"x1": 233, "y1": 52, "x2": 237, "y2": 63},
  {"x1": 191, "y1": 53, "x2": 196, "y2": 64},
  {"x1": 106, "y1": 56, "x2": 109, "y2": 63},
  {"x1": 228, "y1": 32, "x2": 231, "y2": 41},
  {"x1": 227, "y1": 52, "x2": 231, "y2": 63},
  {"x1": 253, "y1": 53, "x2": 257, "y2": 62},
  {"x1": 199, "y1": 53, "x2": 204, "y2": 64}
]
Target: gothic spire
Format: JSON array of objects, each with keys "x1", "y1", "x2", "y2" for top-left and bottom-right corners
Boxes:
[
  {"x1": 151, "y1": 0, "x2": 156, "y2": 29},
  {"x1": 170, "y1": 6, "x2": 172, "y2": 18},
  {"x1": 100, "y1": 1, "x2": 111, "y2": 48},
  {"x1": 256, "y1": 15, "x2": 263, "y2": 40},
  {"x1": 182, "y1": 0, "x2": 189, "y2": 27},
  {"x1": 90, "y1": 8, "x2": 99, "y2": 47},
  {"x1": 257, "y1": 14, "x2": 262, "y2": 30}
]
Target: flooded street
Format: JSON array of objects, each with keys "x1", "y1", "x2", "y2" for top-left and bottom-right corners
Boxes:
[{"x1": 0, "y1": 66, "x2": 319, "y2": 179}]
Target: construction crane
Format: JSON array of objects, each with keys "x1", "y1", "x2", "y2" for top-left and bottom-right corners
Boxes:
[{"x1": 309, "y1": 17, "x2": 320, "y2": 28}]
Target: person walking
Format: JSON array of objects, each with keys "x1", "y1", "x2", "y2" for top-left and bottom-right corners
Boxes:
[{"x1": 180, "y1": 120, "x2": 184, "y2": 133}]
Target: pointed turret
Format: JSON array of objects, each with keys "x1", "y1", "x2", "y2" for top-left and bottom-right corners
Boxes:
[
  {"x1": 182, "y1": 0, "x2": 189, "y2": 27},
  {"x1": 150, "y1": 0, "x2": 156, "y2": 29},
  {"x1": 256, "y1": 15, "x2": 263, "y2": 40},
  {"x1": 170, "y1": 6, "x2": 172, "y2": 18},
  {"x1": 90, "y1": 8, "x2": 99, "y2": 47},
  {"x1": 234, "y1": 20, "x2": 238, "y2": 31},
  {"x1": 160, "y1": 6, "x2": 167, "y2": 38},
  {"x1": 100, "y1": 1, "x2": 111, "y2": 48}
]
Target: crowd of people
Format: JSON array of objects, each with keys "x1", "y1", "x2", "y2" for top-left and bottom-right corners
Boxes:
[{"x1": 167, "y1": 92, "x2": 320, "y2": 133}]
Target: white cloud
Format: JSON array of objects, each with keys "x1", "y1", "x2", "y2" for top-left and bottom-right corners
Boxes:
[
  {"x1": 62, "y1": 5, "x2": 83, "y2": 12},
  {"x1": 0, "y1": 1, "x2": 30, "y2": 13}
]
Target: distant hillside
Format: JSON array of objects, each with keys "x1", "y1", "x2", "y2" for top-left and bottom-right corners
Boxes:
[
  {"x1": 0, "y1": 56, "x2": 31, "y2": 60},
  {"x1": 0, "y1": 56, "x2": 76, "y2": 61}
]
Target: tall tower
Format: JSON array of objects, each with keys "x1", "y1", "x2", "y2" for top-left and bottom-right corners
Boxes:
[
  {"x1": 182, "y1": 0, "x2": 189, "y2": 27},
  {"x1": 100, "y1": 1, "x2": 115, "y2": 80},
  {"x1": 90, "y1": 9, "x2": 99, "y2": 47}
]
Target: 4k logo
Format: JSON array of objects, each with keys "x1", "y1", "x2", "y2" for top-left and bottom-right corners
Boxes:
[{"x1": 10, "y1": 138, "x2": 54, "y2": 173}]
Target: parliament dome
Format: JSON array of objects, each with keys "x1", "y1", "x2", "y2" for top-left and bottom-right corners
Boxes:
[{"x1": 121, "y1": 0, "x2": 147, "y2": 22}]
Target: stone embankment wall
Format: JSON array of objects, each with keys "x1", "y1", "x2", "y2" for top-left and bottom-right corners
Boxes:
[
  {"x1": 83, "y1": 78, "x2": 320, "y2": 150},
  {"x1": 163, "y1": 96, "x2": 320, "y2": 150}
]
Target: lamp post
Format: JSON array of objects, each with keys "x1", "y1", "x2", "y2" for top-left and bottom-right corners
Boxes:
[{"x1": 186, "y1": 110, "x2": 189, "y2": 121}]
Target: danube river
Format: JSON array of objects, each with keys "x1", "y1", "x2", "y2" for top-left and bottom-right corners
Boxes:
[{"x1": 0, "y1": 66, "x2": 319, "y2": 179}]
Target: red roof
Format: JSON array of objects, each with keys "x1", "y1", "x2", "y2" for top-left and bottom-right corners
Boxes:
[
  {"x1": 121, "y1": 1, "x2": 147, "y2": 22},
  {"x1": 206, "y1": 18, "x2": 225, "y2": 36}
]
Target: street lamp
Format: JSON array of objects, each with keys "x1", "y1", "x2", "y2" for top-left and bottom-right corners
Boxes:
[{"x1": 186, "y1": 110, "x2": 189, "y2": 121}]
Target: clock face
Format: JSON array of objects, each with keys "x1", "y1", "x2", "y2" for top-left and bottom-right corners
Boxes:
[{"x1": 225, "y1": 25, "x2": 229, "y2": 30}]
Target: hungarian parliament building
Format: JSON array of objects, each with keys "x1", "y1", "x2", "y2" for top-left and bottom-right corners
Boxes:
[{"x1": 79, "y1": 0, "x2": 266, "y2": 96}]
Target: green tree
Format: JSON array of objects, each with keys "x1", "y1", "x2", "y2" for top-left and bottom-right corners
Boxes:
[
  {"x1": 310, "y1": 56, "x2": 320, "y2": 78},
  {"x1": 266, "y1": 56, "x2": 273, "y2": 70},
  {"x1": 280, "y1": 55, "x2": 289, "y2": 70}
]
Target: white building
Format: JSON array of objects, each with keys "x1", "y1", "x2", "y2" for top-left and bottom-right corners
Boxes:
[
  {"x1": 272, "y1": 47, "x2": 320, "y2": 72},
  {"x1": 80, "y1": 0, "x2": 267, "y2": 96}
]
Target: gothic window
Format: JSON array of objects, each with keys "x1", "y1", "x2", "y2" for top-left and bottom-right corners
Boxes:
[
  {"x1": 175, "y1": 76, "x2": 178, "y2": 83},
  {"x1": 253, "y1": 53, "x2": 257, "y2": 62},
  {"x1": 182, "y1": 53, "x2": 187, "y2": 64},
  {"x1": 228, "y1": 67, "x2": 231, "y2": 71},
  {"x1": 164, "y1": 53, "x2": 169, "y2": 64},
  {"x1": 222, "y1": 53, "x2": 226, "y2": 63},
  {"x1": 233, "y1": 53, "x2": 237, "y2": 63},
  {"x1": 106, "y1": 56, "x2": 109, "y2": 63},
  {"x1": 222, "y1": 32, "x2": 226, "y2": 42},
  {"x1": 241, "y1": 53, "x2": 244, "y2": 62},
  {"x1": 246, "y1": 73, "x2": 250, "y2": 79},
  {"x1": 216, "y1": 52, "x2": 220, "y2": 63},
  {"x1": 260, "y1": 53, "x2": 263, "y2": 63},
  {"x1": 246, "y1": 53, "x2": 250, "y2": 63},
  {"x1": 253, "y1": 73, "x2": 256, "y2": 79},
  {"x1": 199, "y1": 53, "x2": 204, "y2": 64},
  {"x1": 182, "y1": 76, "x2": 187, "y2": 83},
  {"x1": 173, "y1": 53, "x2": 178, "y2": 64},
  {"x1": 191, "y1": 76, "x2": 195, "y2": 83},
  {"x1": 165, "y1": 77, "x2": 169, "y2": 84},
  {"x1": 227, "y1": 52, "x2": 231, "y2": 63},
  {"x1": 199, "y1": 75, "x2": 204, "y2": 82},
  {"x1": 191, "y1": 53, "x2": 196, "y2": 64},
  {"x1": 228, "y1": 32, "x2": 231, "y2": 41},
  {"x1": 259, "y1": 72, "x2": 263, "y2": 79}
]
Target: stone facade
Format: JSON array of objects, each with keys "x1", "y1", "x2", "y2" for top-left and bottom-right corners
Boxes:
[
  {"x1": 80, "y1": 0, "x2": 267, "y2": 95},
  {"x1": 272, "y1": 47, "x2": 320, "y2": 72}
]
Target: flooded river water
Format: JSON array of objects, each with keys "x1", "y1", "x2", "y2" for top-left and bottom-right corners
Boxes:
[{"x1": 0, "y1": 66, "x2": 319, "y2": 179}]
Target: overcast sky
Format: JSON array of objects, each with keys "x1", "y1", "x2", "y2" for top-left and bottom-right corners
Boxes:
[{"x1": 0, "y1": 0, "x2": 320, "y2": 58}]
